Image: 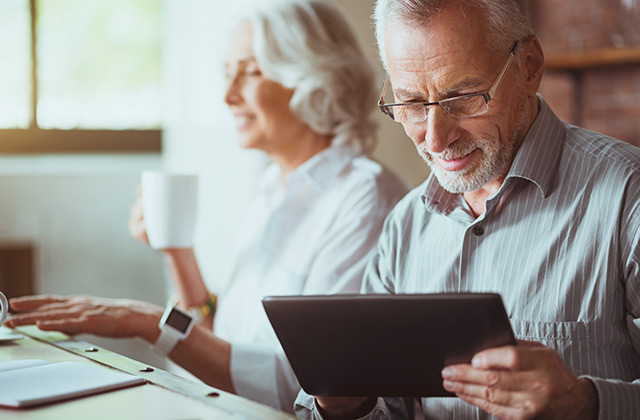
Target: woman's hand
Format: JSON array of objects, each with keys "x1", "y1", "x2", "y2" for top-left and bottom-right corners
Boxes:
[
  {"x1": 128, "y1": 185, "x2": 150, "y2": 245},
  {"x1": 6, "y1": 294, "x2": 163, "y2": 343}
]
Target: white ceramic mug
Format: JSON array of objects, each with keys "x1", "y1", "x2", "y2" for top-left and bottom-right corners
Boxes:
[
  {"x1": 140, "y1": 171, "x2": 199, "y2": 249},
  {"x1": 0, "y1": 291, "x2": 8, "y2": 327}
]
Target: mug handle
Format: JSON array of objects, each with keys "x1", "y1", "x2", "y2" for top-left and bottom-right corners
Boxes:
[{"x1": 0, "y1": 292, "x2": 8, "y2": 327}]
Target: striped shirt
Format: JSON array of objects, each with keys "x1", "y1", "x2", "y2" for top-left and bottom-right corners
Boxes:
[{"x1": 294, "y1": 97, "x2": 640, "y2": 419}]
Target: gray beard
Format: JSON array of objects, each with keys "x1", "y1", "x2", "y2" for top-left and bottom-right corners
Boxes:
[
  {"x1": 419, "y1": 95, "x2": 530, "y2": 194},
  {"x1": 419, "y1": 140, "x2": 508, "y2": 193}
]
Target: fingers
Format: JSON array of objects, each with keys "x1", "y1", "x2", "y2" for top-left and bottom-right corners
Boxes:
[
  {"x1": 457, "y1": 393, "x2": 532, "y2": 419},
  {"x1": 7, "y1": 305, "x2": 130, "y2": 338},
  {"x1": 8, "y1": 295, "x2": 99, "y2": 329},
  {"x1": 35, "y1": 318, "x2": 86, "y2": 336},
  {"x1": 7, "y1": 294, "x2": 147, "y2": 339},
  {"x1": 442, "y1": 364, "x2": 532, "y2": 393},
  {"x1": 128, "y1": 194, "x2": 149, "y2": 244},
  {"x1": 10, "y1": 294, "x2": 95, "y2": 313},
  {"x1": 9, "y1": 295, "x2": 68, "y2": 311},
  {"x1": 443, "y1": 370, "x2": 532, "y2": 401},
  {"x1": 443, "y1": 364, "x2": 502, "y2": 387},
  {"x1": 6, "y1": 306, "x2": 82, "y2": 328},
  {"x1": 471, "y1": 343, "x2": 542, "y2": 370},
  {"x1": 129, "y1": 197, "x2": 143, "y2": 221},
  {"x1": 442, "y1": 365, "x2": 541, "y2": 417},
  {"x1": 444, "y1": 342, "x2": 593, "y2": 419}
]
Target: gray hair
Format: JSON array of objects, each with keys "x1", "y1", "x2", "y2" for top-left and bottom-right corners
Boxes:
[
  {"x1": 374, "y1": 0, "x2": 534, "y2": 70},
  {"x1": 246, "y1": 0, "x2": 378, "y2": 154}
]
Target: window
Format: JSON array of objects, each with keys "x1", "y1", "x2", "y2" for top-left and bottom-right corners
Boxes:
[{"x1": 0, "y1": 0, "x2": 162, "y2": 153}]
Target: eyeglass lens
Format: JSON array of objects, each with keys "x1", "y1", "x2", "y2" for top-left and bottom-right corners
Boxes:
[{"x1": 386, "y1": 95, "x2": 488, "y2": 123}]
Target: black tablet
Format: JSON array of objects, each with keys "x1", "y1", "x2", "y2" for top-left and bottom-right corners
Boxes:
[{"x1": 262, "y1": 293, "x2": 515, "y2": 397}]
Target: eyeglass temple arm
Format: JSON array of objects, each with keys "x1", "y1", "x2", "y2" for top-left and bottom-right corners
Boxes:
[
  {"x1": 378, "y1": 76, "x2": 389, "y2": 106},
  {"x1": 487, "y1": 42, "x2": 519, "y2": 100}
]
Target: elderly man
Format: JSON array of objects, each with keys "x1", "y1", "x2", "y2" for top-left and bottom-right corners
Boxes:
[{"x1": 294, "y1": 0, "x2": 640, "y2": 419}]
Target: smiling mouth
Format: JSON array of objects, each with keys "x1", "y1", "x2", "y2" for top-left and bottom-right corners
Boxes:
[
  {"x1": 234, "y1": 115, "x2": 255, "y2": 129},
  {"x1": 434, "y1": 149, "x2": 478, "y2": 172}
]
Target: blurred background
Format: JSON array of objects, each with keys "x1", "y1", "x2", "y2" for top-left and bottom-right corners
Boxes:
[{"x1": 0, "y1": 0, "x2": 638, "y2": 370}]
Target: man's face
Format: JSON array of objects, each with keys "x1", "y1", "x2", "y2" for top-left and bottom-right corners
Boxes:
[{"x1": 384, "y1": 5, "x2": 530, "y2": 194}]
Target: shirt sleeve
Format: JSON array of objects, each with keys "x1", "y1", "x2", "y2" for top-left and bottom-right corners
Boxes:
[
  {"x1": 230, "y1": 343, "x2": 301, "y2": 413},
  {"x1": 585, "y1": 377, "x2": 640, "y2": 419},
  {"x1": 588, "y1": 194, "x2": 640, "y2": 419},
  {"x1": 360, "y1": 193, "x2": 414, "y2": 294}
]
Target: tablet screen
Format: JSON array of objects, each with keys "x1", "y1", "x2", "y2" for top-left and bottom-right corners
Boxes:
[{"x1": 262, "y1": 293, "x2": 515, "y2": 397}]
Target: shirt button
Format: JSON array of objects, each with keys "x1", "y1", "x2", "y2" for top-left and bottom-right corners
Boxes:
[{"x1": 472, "y1": 226, "x2": 485, "y2": 236}]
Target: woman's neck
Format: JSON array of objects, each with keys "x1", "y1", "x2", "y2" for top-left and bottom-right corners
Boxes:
[{"x1": 271, "y1": 129, "x2": 332, "y2": 182}]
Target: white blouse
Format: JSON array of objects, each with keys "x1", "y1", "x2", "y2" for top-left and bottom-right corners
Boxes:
[{"x1": 213, "y1": 144, "x2": 408, "y2": 412}]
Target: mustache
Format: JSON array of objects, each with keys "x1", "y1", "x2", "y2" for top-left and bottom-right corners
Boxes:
[{"x1": 417, "y1": 137, "x2": 480, "y2": 161}]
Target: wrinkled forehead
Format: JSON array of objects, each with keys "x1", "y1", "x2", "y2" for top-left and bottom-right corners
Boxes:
[{"x1": 383, "y1": 7, "x2": 494, "y2": 81}]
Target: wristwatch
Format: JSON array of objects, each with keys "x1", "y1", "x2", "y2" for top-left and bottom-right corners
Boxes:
[{"x1": 151, "y1": 304, "x2": 195, "y2": 357}]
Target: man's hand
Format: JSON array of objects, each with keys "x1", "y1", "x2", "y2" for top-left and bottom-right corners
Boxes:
[
  {"x1": 7, "y1": 294, "x2": 163, "y2": 343},
  {"x1": 441, "y1": 340, "x2": 598, "y2": 419}
]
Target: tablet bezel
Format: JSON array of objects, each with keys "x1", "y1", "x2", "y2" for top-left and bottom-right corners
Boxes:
[{"x1": 262, "y1": 293, "x2": 515, "y2": 397}]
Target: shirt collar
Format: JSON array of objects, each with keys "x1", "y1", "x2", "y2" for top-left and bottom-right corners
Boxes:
[
  {"x1": 259, "y1": 143, "x2": 359, "y2": 194},
  {"x1": 504, "y1": 95, "x2": 564, "y2": 199},
  {"x1": 421, "y1": 94, "x2": 565, "y2": 215},
  {"x1": 293, "y1": 144, "x2": 358, "y2": 190}
]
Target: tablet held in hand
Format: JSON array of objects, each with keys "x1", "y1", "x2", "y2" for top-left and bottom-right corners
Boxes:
[{"x1": 262, "y1": 293, "x2": 515, "y2": 397}]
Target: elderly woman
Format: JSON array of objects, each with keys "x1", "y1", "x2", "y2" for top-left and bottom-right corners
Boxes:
[{"x1": 7, "y1": 0, "x2": 408, "y2": 413}]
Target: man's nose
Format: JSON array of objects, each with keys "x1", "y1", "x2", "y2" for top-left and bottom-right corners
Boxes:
[{"x1": 424, "y1": 106, "x2": 460, "y2": 154}]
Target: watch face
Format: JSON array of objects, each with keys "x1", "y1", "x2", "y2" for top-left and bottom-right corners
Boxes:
[{"x1": 166, "y1": 308, "x2": 192, "y2": 333}]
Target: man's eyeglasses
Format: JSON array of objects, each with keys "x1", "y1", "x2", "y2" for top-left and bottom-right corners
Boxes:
[{"x1": 378, "y1": 41, "x2": 519, "y2": 123}]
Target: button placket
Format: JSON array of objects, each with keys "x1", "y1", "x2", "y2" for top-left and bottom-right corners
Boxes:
[{"x1": 472, "y1": 225, "x2": 485, "y2": 236}]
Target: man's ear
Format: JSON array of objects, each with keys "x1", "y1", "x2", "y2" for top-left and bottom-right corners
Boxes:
[{"x1": 522, "y1": 35, "x2": 545, "y2": 98}]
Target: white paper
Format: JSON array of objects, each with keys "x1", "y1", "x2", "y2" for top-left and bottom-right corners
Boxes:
[
  {"x1": 0, "y1": 359, "x2": 49, "y2": 373},
  {"x1": 0, "y1": 360, "x2": 146, "y2": 407}
]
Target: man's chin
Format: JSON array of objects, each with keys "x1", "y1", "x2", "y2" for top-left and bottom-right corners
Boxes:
[
  {"x1": 431, "y1": 166, "x2": 487, "y2": 194},
  {"x1": 435, "y1": 178, "x2": 477, "y2": 194}
]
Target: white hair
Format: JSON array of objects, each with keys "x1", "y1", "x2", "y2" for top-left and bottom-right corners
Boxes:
[
  {"x1": 245, "y1": 0, "x2": 378, "y2": 154},
  {"x1": 373, "y1": 0, "x2": 534, "y2": 70}
]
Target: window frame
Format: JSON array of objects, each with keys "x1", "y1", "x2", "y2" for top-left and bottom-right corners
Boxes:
[{"x1": 0, "y1": 0, "x2": 161, "y2": 154}]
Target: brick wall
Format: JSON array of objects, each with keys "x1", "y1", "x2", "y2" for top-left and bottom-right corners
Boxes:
[{"x1": 533, "y1": 0, "x2": 640, "y2": 146}]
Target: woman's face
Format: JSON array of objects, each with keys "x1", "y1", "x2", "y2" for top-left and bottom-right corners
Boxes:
[{"x1": 224, "y1": 23, "x2": 302, "y2": 154}]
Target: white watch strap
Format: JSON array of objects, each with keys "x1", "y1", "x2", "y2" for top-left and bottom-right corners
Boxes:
[
  {"x1": 152, "y1": 326, "x2": 182, "y2": 357},
  {"x1": 152, "y1": 304, "x2": 195, "y2": 357}
]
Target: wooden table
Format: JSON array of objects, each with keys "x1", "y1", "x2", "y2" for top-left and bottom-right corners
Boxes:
[{"x1": 0, "y1": 326, "x2": 295, "y2": 420}]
